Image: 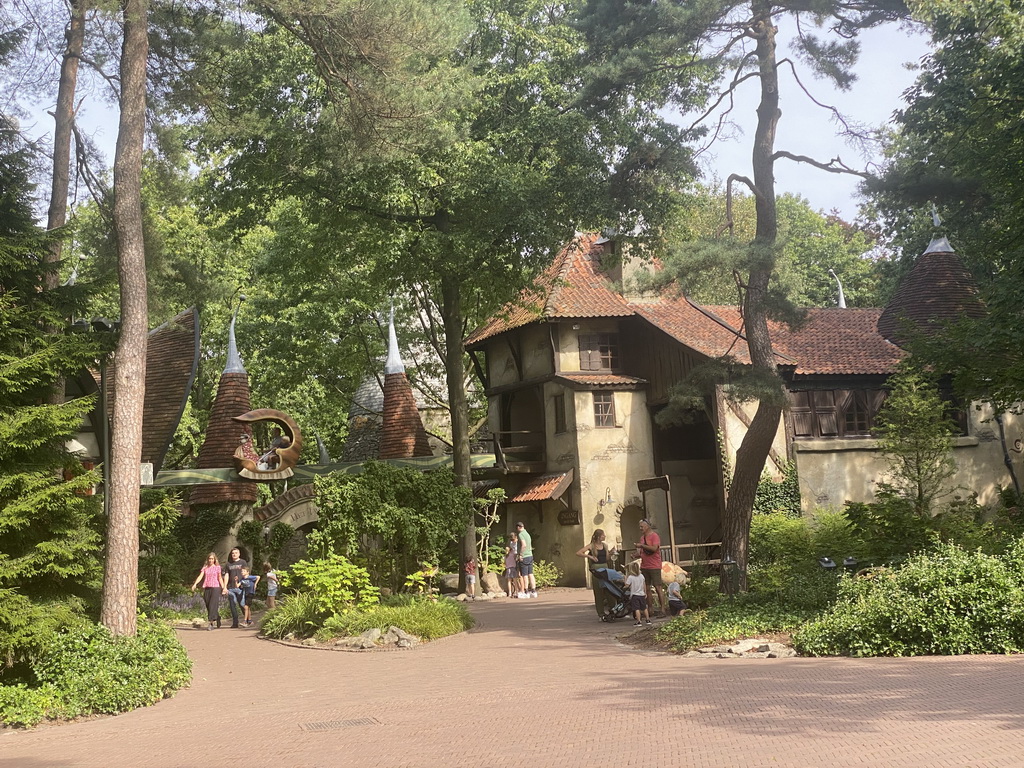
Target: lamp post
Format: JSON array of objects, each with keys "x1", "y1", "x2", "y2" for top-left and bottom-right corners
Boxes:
[
  {"x1": 722, "y1": 554, "x2": 739, "y2": 598},
  {"x1": 818, "y1": 556, "x2": 837, "y2": 572}
]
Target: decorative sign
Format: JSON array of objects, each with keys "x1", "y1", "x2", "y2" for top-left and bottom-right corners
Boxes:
[
  {"x1": 232, "y1": 409, "x2": 303, "y2": 482},
  {"x1": 637, "y1": 475, "x2": 670, "y2": 493},
  {"x1": 557, "y1": 509, "x2": 582, "y2": 526}
]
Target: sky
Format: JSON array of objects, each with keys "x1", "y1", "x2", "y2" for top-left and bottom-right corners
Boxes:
[
  {"x1": 22, "y1": 15, "x2": 933, "y2": 224},
  {"x1": 690, "y1": 19, "x2": 933, "y2": 221}
]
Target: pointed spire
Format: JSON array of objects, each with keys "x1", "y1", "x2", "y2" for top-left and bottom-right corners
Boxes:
[
  {"x1": 384, "y1": 304, "x2": 405, "y2": 375},
  {"x1": 828, "y1": 269, "x2": 847, "y2": 309},
  {"x1": 924, "y1": 204, "x2": 954, "y2": 255},
  {"x1": 223, "y1": 294, "x2": 247, "y2": 374}
]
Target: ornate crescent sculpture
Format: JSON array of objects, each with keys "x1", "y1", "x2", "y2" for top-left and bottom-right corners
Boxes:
[{"x1": 231, "y1": 409, "x2": 303, "y2": 481}]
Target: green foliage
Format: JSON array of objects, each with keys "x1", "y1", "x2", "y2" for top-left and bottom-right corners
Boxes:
[
  {"x1": 655, "y1": 598, "x2": 814, "y2": 653},
  {"x1": 752, "y1": 461, "x2": 801, "y2": 517},
  {"x1": 138, "y1": 489, "x2": 185, "y2": 595},
  {"x1": 403, "y1": 563, "x2": 439, "y2": 595},
  {"x1": 268, "y1": 522, "x2": 295, "y2": 564},
  {"x1": 280, "y1": 554, "x2": 379, "y2": 616},
  {"x1": 0, "y1": 594, "x2": 89, "y2": 684},
  {"x1": 260, "y1": 591, "x2": 321, "y2": 639},
  {"x1": 676, "y1": 577, "x2": 720, "y2": 610},
  {"x1": 321, "y1": 598, "x2": 474, "y2": 641},
  {"x1": 532, "y1": 560, "x2": 563, "y2": 589},
  {"x1": 311, "y1": 463, "x2": 473, "y2": 592},
  {"x1": 874, "y1": 363, "x2": 957, "y2": 515},
  {"x1": 795, "y1": 542, "x2": 1024, "y2": 657},
  {"x1": 0, "y1": 620, "x2": 192, "y2": 727},
  {"x1": 0, "y1": 123, "x2": 103, "y2": 603}
]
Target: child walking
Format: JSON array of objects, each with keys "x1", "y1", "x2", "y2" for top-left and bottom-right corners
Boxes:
[
  {"x1": 263, "y1": 562, "x2": 278, "y2": 610},
  {"x1": 238, "y1": 567, "x2": 260, "y2": 626},
  {"x1": 463, "y1": 555, "x2": 477, "y2": 601},
  {"x1": 625, "y1": 561, "x2": 651, "y2": 626},
  {"x1": 504, "y1": 532, "x2": 520, "y2": 598}
]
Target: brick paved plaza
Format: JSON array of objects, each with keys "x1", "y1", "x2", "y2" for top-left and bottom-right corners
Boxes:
[{"x1": 3, "y1": 588, "x2": 1023, "y2": 767}]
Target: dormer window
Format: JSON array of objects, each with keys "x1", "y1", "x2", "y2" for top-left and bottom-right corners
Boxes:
[{"x1": 579, "y1": 333, "x2": 620, "y2": 371}]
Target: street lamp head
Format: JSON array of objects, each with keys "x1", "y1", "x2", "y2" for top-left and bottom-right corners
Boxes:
[
  {"x1": 91, "y1": 317, "x2": 116, "y2": 333},
  {"x1": 818, "y1": 557, "x2": 837, "y2": 570}
]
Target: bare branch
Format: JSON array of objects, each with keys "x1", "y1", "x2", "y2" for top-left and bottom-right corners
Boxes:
[
  {"x1": 772, "y1": 150, "x2": 871, "y2": 178},
  {"x1": 776, "y1": 57, "x2": 870, "y2": 141},
  {"x1": 718, "y1": 173, "x2": 761, "y2": 238}
]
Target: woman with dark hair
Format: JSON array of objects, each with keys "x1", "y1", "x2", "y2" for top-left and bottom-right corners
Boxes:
[
  {"x1": 191, "y1": 552, "x2": 227, "y2": 630},
  {"x1": 577, "y1": 529, "x2": 617, "y2": 617}
]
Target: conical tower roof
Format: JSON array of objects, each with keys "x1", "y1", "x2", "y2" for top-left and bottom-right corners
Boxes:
[
  {"x1": 877, "y1": 236, "x2": 986, "y2": 348},
  {"x1": 189, "y1": 306, "x2": 258, "y2": 506},
  {"x1": 379, "y1": 308, "x2": 433, "y2": 459}
]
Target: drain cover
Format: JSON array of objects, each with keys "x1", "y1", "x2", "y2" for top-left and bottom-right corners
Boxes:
[{"x1": 300, "y1": 717, "x2": 381, "y2": 731}]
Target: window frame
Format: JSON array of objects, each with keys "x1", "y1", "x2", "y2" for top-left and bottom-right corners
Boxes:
[
  {"x1": 554, "y1": 392, "x2": 567, "y2": 434},
  {"x1": 592, "y1": 391, "x2": 616, "y2": 428},
  {"x1": 578, "y1": 333, "x2": 621, "y2": 372}
]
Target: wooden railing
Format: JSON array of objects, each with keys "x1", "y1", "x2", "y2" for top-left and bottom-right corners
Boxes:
[
  {"x1": 492, "y1": 430, "x2": 545, "y2": 472},
  {"x1": 660, "y1": 541, "x2": 723, "y2": 569}
]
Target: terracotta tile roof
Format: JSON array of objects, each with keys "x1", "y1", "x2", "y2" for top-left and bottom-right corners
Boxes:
[
  {"x1": 878, "y1": 247, "x2": 986, "y2": 348},
  {"x1": 379, "y1": 372, "x2": 433, "y2": 459},
  {"x1": 771, "y1": 308, "x2": 904, "y2": 376},
  {"x1": 466, "y1": 234, "x2": 631, "y2": 347},
  {"x1": 507, "y1": 470, "x2": 574, "y2": 503},
  {"x1": 555, "y1": 373, "x2": 647, "y2": 388},
  {"x1": 633, "y1": 300, "x2": 755, "y2": 364},
  {"x1": 188, "y1": 371, "x2": 259, "y2": 507}
]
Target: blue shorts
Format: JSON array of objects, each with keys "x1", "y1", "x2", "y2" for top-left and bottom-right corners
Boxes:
[
  {"x1": 518, "y1": 556, "x2": 534, "y2": 576},
  {"x1": 267, "y1": 586, "x2": 278, "y2": 597},
  {"x1": 629, "y1": 594, "x2": 648, "y2": 613}
]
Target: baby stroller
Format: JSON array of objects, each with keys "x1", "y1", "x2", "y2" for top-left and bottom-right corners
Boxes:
[{"x1": 590, "y1": 567, "x2": 630, "y2": 622}]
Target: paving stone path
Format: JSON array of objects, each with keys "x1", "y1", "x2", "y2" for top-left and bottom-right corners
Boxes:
[{"x1": 3, "y1": 588, "x2": 1024, "y2": 767}]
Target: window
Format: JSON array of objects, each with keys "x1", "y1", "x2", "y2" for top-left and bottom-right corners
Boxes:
[
  {"x1": 593, "y1": 392, "x2": 616, "y2": 428},
  {"x1": 554, "y1": 392, "x2": 567, "y2": 434},
  {"x1": 791, "y1": 389, "x2": 885, "y2": 439},
  {"x1": 579, "y1": 333, "x2": 620, "y2": 371}
]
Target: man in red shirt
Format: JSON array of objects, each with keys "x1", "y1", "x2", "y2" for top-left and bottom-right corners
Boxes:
[{"x1": 634, "y1": 519, "x2": 666, "y2": 615}]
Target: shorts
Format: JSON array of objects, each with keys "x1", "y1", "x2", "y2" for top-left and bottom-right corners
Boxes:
[
  {"x1": 267, "y1": 586, "x2": 278, "y2": 597},
  {"x1": 466, "y1": 574, "x2": 476, "y2": 584},
  {"x1": 629, "y1": 594, "x2": 648, "y2": 613},
  {"x1": 518, "y1": 556, "x2": 534, "y2": 576},
  {"x1": 641, "y1": 567, "x2": 663, "y2": 587},
  {"x1": 668, "y1": 599, "x2": 686, "y2": 616},
  {"x1": 241, "y1": 592, "x2": 255, "y2": 606},
  {"x1": 504, "y1": 567, "x2": 518, "y2": 580}
]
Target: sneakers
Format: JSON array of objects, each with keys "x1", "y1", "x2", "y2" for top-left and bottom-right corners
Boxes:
[
  {"x1": 529, "y1": 591, "x2": 538, "y2": 598},
  {"x1": 633, "y1": 621, "x2": 643, "y2": 626},
  {"x1": 645, "y1": 620, "x2": 653, "y2": 625},
  {"x1": 517, "y1": 592, "x2": 527, "y2": 599}
]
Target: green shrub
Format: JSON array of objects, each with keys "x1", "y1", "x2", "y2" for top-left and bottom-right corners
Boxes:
[
  {"x1": 794, "y1": 542, "x2": 1024, "y2": 657},
  {"x1": 655, "y1": 598, "x2": 813, "y2": 653},
  {"x1": 533, "y1": 560, "x2": 562, "y2": 588},
  {"x1": 0, "y1": 619, "x2": 192, "y2": 727},
  {"x1": 260, "y1": 591, "x2": 323, "y2": 639},
  {"x1": 752, "y1": 461, "x2": 801, "y2": 517},
  {"x1": 676, "y1": 577, "x2": 720, "y2": 610},
  {"x1": 0, "y1": 594, "x2": 89, "y2": 684},
  {"x1": 280, "y1": 554, "x2": 380, "y2": 614},
  {"x1": 321, "y1": 598, "x2": 474, "y2": 641}
]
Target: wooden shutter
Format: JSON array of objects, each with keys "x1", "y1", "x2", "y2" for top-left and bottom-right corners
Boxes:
[
  {"x1": 813, "y1": 390, "x2": 839, "y2": 437},
  {"x1": 790, "y1": 391, "x2": 815, "y2": 437}
]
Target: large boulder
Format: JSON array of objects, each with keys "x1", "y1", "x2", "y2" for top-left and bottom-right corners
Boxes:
[{"x1": 438, "y1": 574, "x2": 460, "y2": 593}]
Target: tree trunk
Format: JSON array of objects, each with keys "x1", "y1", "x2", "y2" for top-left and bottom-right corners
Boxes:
[
  {"x1": 439, "y1": 274, "x2": 475, "y2": 592},
  {"x1": 101, "y1": 0, "x2": 149, "y2": 637},
  {"x1": 721, "y1": 0, "x2": 784, "y2": 591},
  {"x1": 46, "y1": 0, "x2": 85, "y2": 280}
]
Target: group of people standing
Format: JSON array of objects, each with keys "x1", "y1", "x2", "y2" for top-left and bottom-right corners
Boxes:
[
  {"x1": 577, "y1": 519, "x2": 686, "y2": 624},
  {"x1": 460, "y1": 521, "x2": 538, "y2": 600},
  {"x1": 191, "y1": 547, "x2": 279, "y2": 630}
]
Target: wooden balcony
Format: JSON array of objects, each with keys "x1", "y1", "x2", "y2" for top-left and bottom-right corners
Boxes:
[{"x1": 492, "y1": 430, "x2": 546, "y2": 474}]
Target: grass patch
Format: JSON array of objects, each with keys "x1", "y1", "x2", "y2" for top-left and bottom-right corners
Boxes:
[
  {"x1": 320, "y1": 598, "x2": 474, "y2": 641},
  {"x1": 655, "y1": 599, "x2": 815, "y2": 653}
]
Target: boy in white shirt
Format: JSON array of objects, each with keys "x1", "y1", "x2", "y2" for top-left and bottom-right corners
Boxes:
[{"x1": 624, "y1": 561, "x2": 650, "y2": 626}]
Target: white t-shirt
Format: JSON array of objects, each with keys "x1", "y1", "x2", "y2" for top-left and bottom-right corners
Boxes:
[
  {"x1": 667, "y1": 581, "x2": 682, "y2": 601},
  {"x1": 625, "y1": 574, "x2": 647, "y2": 597}
]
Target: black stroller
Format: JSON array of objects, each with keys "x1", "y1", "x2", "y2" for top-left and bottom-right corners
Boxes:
[{"x1": 590, "y1": 567, "x2": 631, "y2": 622}]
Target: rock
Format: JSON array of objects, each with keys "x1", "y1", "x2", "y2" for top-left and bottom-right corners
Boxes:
[
  {"x1": 741, "y1": 652, "x2": 771, "y2": 659},
  {"x1": 360, "y1": 627, "x2": 382, "y2": 644},
  {"x1": 767, "y1": 648, "x2": 797, "y2": 659},
  {"x1": 380, "y1": 628, "x2": 400, "y2": 646},
  {"x1": 438, "y1": 574, "x2": 460, "y2": 593},
  {"x1": 731, "y1": 639, "x2": 768, "y2": 655},
  {"x1": 715, "y1": 653, "x2": 738, "y2": 659},
  {"x1": 301, "y1": 638, "x2": 317, "y2": 646},
  {"x1": 397, "y1": 637, "x2": 418, "y2": 648},
  {"x1": 683, "y1": 651, "x2": 704, "y2": 658},
  {"x1": 284, "y1": 633, "x2": 296, "y2": 641},
  {"x1": 456, "y1": 593, "x2": 468, "y2": 602},
  {"x1": 489, "y1": 592, "x2": 504, "y2": 599},
  {"x1": 481, "y1": 572, "x2": 502, "y2": 594},
  {"x1": 477, "y1": 593, "x2": 492, "y2": 601},
  {"x1": 709, "y1": 645, "x2": 735, "y2": 654},
  {"x1": 379, "y1": 587, "x2": 392, "y2": 598},
  {"x1": 191, "y1": 618, "x2": 204, "y2": 628}
]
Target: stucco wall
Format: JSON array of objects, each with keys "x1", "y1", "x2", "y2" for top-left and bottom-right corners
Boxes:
[
  {"x1": 794, "y1": 402, "x2": 1024, "y2": 513},
  {"x1": 555, "y1": 319, "x2": 622, "y2": 374},
  {"x1": 719, "y1": 392, "x2": 789, "y2": 480}
]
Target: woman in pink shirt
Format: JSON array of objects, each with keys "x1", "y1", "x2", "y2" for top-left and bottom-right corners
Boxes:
[{"x1": 191, "y1": 552, "x2": 227, "y2": 630}]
